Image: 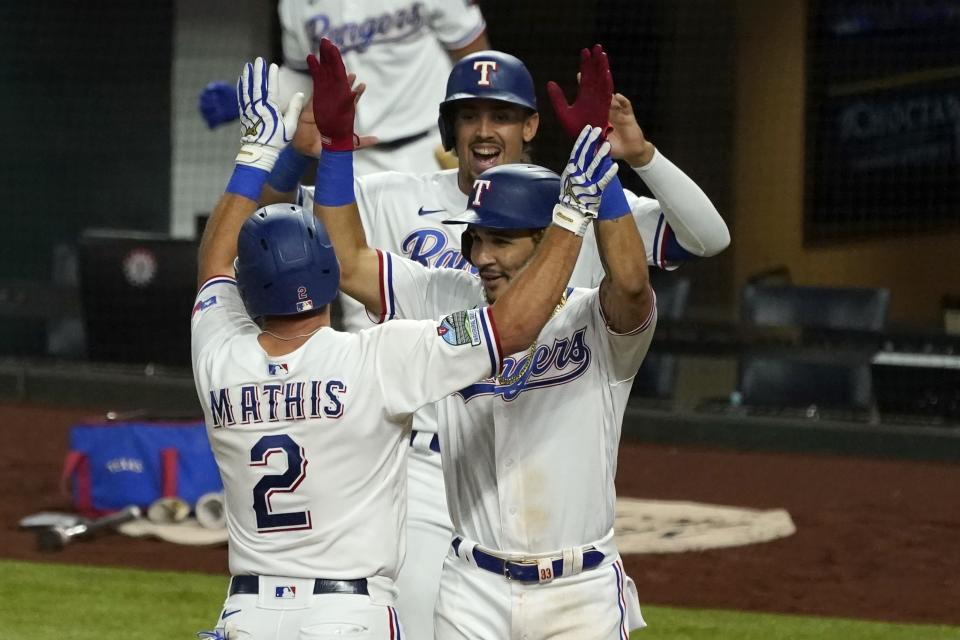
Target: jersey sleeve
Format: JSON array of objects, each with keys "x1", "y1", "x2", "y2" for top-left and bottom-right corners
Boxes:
[
  {"x1": 374, "y1": 250, "x2": 436, "y2": 322},
  {"x1": 190, "y1": 276, "x2": 258, "y2": 365},
  {"x1": 631, "y1": 195, "x2": 690, "y2": 271},
  {"x1": 632, "y1": 149, "x2": 730, "y2": 261},
  {"x1": 424, "y1": 0, "x2": 487, "y2": 49},
  {"x1": 587, "y1": 287, "x2": 658, "y2": 385},
  {"x1": 375, "y1": 308, "x2": 501, "y2": 417}
]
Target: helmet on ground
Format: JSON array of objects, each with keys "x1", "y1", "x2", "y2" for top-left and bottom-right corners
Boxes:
[
  {"x1": 438, "y1": 50, "x2": 537, "y2": 151},
  {"x1": 235, "y1": 204, "x2": 340, "y2": 320},
  {"x1": 443, "y1": 164, "x2": 559, "y2": 263}
]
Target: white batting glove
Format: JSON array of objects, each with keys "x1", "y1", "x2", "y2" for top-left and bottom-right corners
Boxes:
[
  {"x1": 236, "y1": 57, "x2": 305, "y2": 172},
  {"x1": 196, "y1": 621, "x2": 237, "y2": 640},
  {"x1": 553, "y1": 125, "x2": 619, "y2": 236}
]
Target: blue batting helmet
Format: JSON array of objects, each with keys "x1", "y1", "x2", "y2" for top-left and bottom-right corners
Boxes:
[
  {"x1": 438, "y1": 50, "x2": 538, "y2": 151},
  {"x1": 235, "y1": 204, "x2": 340, "y2": 320},
  {"x1": 444, "y1": 164, "x2": 559, "y2": 263}
]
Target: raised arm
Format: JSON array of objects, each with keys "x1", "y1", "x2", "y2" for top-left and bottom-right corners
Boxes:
[
  {"x1": 305, "y1": 39, "x2": 384, "y2": 314},
  {"x1": 198, "y1": 58, "x2": 304, "y2": 287},
  {"x1": 259, "y1": 74, "x2": 376, "y2": 208},
  {"x1": 546, "y1": 45, "x2": 653, "y2": 331},
  {"x1": 607, "y1": 93, "x2": 729, "y2": 258},
  {"x1": 548, "y1": 44, "x2": 729, "y2": 260},
  {"x1": 593, "y1": 179, "x2": 655, "y2": 334},
  {"x1": 491, "y1": 126, "x2": 619, "y2": 354}
]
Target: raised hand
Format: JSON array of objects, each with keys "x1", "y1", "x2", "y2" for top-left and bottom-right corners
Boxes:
[
  {"x1": 306, "y1": 38, "x2": 358, "y2": 152},
  {"x1": 606, "y1": 92, "x2": 655, "y2": 167},
  {"x1": 546, "y1": 44, "x2": 614, "y2": 140},
  {"x1": 236, "y1": 57, "x2": 305, "y2": 170},
  {"x1": 558, "y1": 125, "x2": 619, "y2": 219},
  {"x1": 292, "y1": 72, "x2": 377, "y2": 158}
]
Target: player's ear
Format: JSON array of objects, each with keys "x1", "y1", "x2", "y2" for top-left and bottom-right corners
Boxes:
[{"x1": 522, "y1": 112, "x2": 540, "y2": 143}]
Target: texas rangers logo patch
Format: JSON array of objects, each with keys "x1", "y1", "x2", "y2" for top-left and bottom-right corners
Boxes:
[{"x1": 438, "y1": 309, "x2": 482, "y2": 347}]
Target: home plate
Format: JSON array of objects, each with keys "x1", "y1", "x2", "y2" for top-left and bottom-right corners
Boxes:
[
  {"x1": 119, "y1": 517, "x2": 227, "y2": 546},
  {"x1": 614, "y1": 497, "x2": 795, "y2": 554}
]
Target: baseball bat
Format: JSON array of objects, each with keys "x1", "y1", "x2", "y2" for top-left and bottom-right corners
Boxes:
[{"x1": 36, "y1": 505, "x2": 142, "y2": 552}]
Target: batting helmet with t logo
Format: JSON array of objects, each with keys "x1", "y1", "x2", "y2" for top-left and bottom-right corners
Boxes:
[
  {"x1": 438, "y1": 50, "x2": 538, "y2": 151},
  {"x1": 443, "y1": 164, "x2": 559, "y2": 263},
  {"x1": 235, "y1": 204, "x2": 340, "y2": 320}
]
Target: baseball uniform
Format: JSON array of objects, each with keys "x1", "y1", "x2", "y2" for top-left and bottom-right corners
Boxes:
[
  {"x1": 190, "y1": 274, "x2": 501, "y2": 638},
  {"x1": 375, "y1": 249, "x2": 655, "y2": 638},
  {"x1": 297, "y1": 149, "x2": 724, "y2": 638},
  {"x1": 278, "y1": 0, "x2": 486, "y2": 175}
]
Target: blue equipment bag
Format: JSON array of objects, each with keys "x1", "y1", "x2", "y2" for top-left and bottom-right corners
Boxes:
[{"x1": 62, "y1": 420, "x2": 222, "y2": 517}]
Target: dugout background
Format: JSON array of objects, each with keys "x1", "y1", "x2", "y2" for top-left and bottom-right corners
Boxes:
[{"x1": 2, "y1": 0, "x2": 960, "y2": 362}]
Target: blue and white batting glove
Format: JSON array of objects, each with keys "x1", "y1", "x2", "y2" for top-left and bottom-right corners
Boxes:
[
  {"x1": 552, "y1": 125, "x2": 619, "y2": 236},
  {"x1": 226, "y1": 57, "x2": 305, "y2": 200},
  {"x1": 199, "y1": 81, "x2": 240, "y2": 129},
  {"x1": 236, "y1": 57, "x2": 305, "y2": 172}
]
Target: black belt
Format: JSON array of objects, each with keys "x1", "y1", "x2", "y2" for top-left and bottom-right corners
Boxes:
[
  {"x1": 229, "y1": 575, "x2": 368, "y2": 596},
  {"x1": 372, "y1": 129, "x2": 431, "y2": 151},
  {"x1": 452, "y1": 537, "x2": 605, "y2": 582},
  {"x1": 410, "y1": 429, "x2": 441, "y2": 453}
]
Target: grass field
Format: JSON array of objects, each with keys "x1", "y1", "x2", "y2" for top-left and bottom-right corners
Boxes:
[{"x1": 1, "y1": 559, "x2": 957, "y2": 640}]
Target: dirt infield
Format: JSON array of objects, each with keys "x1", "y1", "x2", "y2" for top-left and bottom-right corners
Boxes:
[{"x1": 2, "y1": 402, "x2": 958, "y2": 626}]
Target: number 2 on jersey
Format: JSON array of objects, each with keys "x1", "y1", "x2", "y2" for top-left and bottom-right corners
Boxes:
[{"x1": 250, "y1": 434, "x2": 312, "y2": 532}]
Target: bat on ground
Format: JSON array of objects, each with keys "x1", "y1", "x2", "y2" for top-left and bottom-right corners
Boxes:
[{"x1": 36, "y1": 505, "x2": 142, "y2": 552}]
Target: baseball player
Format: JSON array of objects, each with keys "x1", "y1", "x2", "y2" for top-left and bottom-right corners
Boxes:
[
  {"x1": 200, "y1": 0, "x2": 489, "y2": 176},
  {"x1": 268, "y1": 43, "x2": 729, "y2": 639},
  {"x1": 307, "y1": 40, "x2": 659, "y2": 638},
  {"x1": 192, "y1": 54, "x2": 616, "y2": 639}
]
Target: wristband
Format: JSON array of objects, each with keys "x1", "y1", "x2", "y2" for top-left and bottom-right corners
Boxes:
[
  {"x1": 225, "y1": 165, "x2": 269, "y2": 201},
  {"x1": 235, "y1": 143, "x2": 280, "y2": 173},
  {"x1": 314, "y1": 150, "x2": 355, "y2": 207},
  {"x1": 597, "y1": 174, "x2": 630, "y2": 220},
  {"x1": 267, "y1": 145, "x2": 311, "y2": 192},
  {"x1": 552, "y1": 204, "x2": 591, "y2": 237}
]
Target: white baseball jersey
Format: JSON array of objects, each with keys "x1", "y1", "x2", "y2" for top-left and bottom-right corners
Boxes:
[
  {"x1": 279, "y1": 0, "x2": 485, "y2": 145},
  {"x1": 375, "y1": 255, "x2": 657, "y2": 552},
  {"x1": 190, "y1": 275, "x2": 501, "y2": 598}
]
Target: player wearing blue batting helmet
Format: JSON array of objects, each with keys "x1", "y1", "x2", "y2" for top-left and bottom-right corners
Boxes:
[
  {"x1": 235, "y1": 203, "x2": 340, "y2": 320},
  {"x1": 445, "y1": 163, "x2": 559, "y2": 230},
  {"x1": 440, "y1": 50, "x2": 542, "y2": 201},
  {"x1": 444, "y1": 164, "x2": 560, "y2": 301},
  {"x1": 438, "y1": 50, "x2": 538, "y2": 151}
]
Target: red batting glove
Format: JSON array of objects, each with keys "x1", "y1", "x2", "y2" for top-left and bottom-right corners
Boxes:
[
  {"x1": 546, "y1": 44, "x2": 614, "y2": 140},
  {"x1": 306, "y1": 38, "x2": 356, "y2": 152}
]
